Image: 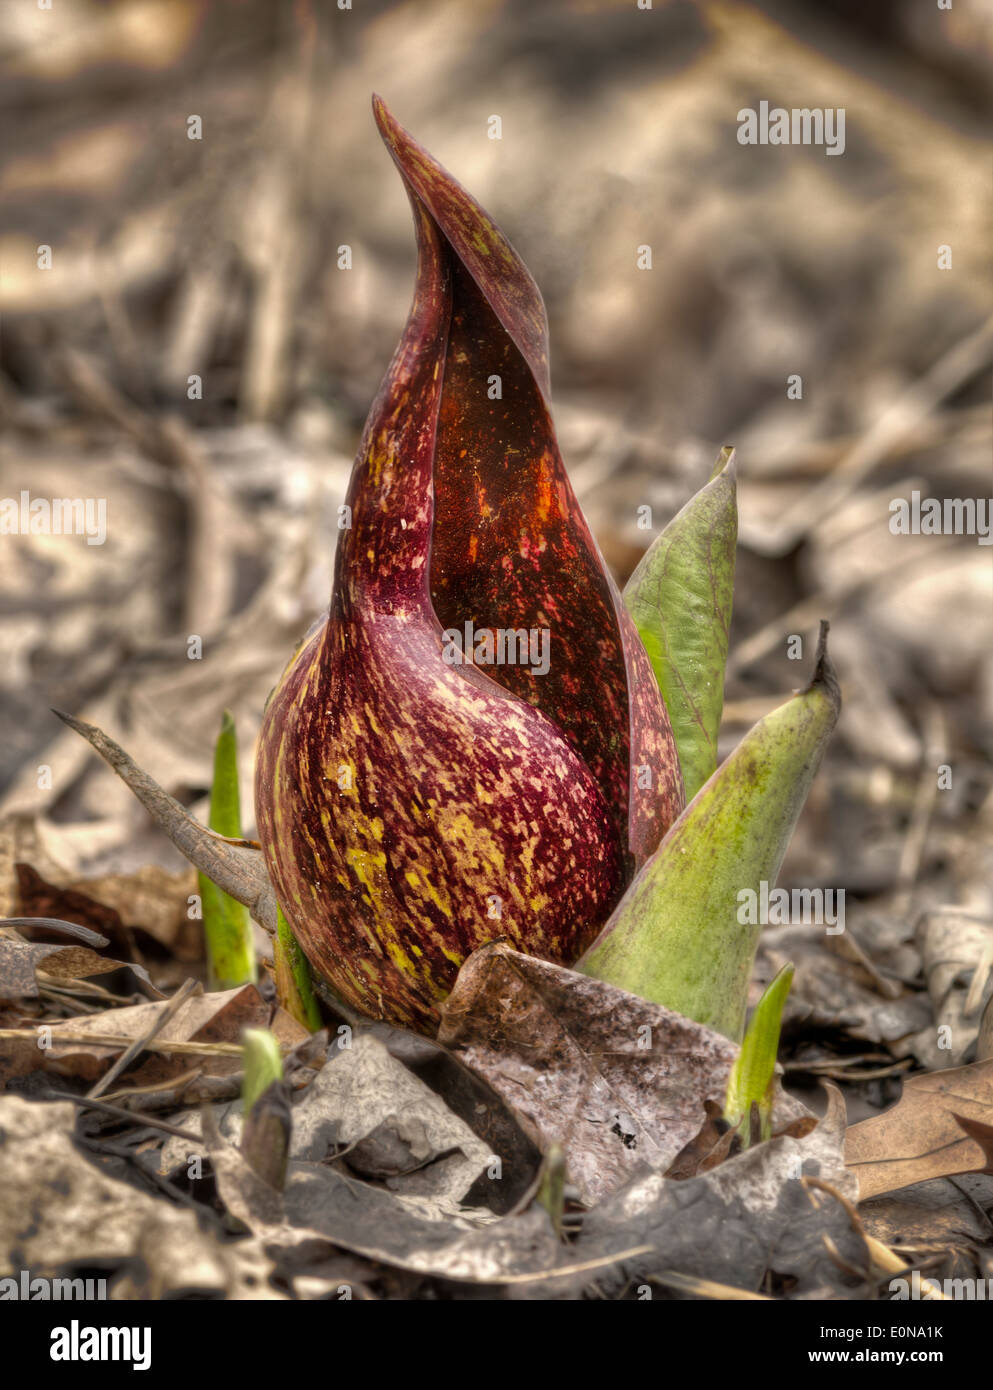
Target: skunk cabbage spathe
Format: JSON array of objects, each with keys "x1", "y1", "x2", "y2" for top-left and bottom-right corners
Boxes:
[{"x1": 254, "y1": 98, "x2": 685, "y2": 1032}]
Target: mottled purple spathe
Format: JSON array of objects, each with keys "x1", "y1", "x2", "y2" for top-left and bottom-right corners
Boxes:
[{"x1": 255, "y1": 98, "x2": 684, "y2": 1033}]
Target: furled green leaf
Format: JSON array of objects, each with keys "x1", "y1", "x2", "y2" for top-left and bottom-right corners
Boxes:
[
  {"x1": 725, "y1": 962, "x2": 794, "y2": 1145},
  {"x1": 198, "y1": 711, "x2": 256, "y2": 991},
  {"x1": 274, "y1": 903, "x2": 322, "y2": 1032},
  {"x1": 577, "y1": 623, "x2": 840, "y2": 1041},
  {"x1": 624, "y1": 446, "x2": 737, "y2": 802}
]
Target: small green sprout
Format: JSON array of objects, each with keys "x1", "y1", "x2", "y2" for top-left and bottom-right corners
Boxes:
[{"x1": 724, "y1": 962, "x2": 795, "y2": 1146}]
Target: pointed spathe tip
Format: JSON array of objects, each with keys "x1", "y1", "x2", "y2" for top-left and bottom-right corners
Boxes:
[{"x1": 371, "y1": 93, "x2": 405, "y2": 154}]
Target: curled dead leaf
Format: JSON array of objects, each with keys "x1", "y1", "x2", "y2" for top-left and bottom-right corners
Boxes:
[
  {"x1": 845, "y1": 1058, "x2": 993, "y2": 1200},
  {"x1": 438, "y1": 942, "x2": 809, "y2": 1204}
]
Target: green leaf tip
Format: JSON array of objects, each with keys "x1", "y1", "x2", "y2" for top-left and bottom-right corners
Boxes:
[
  {"x1": 577, "y1": 625, "x2": 839, "y2": 1041},
  {"x1": 623, "y1": 446, "x2": 737, "y2": 803},
  {"x1": 241, "y1": 1027, "x2": 284, "y2": 1118},
  {"x1": 240, "y1": 1027, "x2": 290, "y2": 1189},
  {"x1": 274, "y1": 903, "x2": 322, "y2": 1031},
  {"x1": 710, "y1": 443, "x2": 735, "y2": 481},
  {"x1": 208, "y1": 709, "x2": 241, "y2": 838},
  {"x1": 199, "y1": 711, "x2": 257, "y2": 991},
  {"x1": 725, "y1": 962, "x2": 794, "y2": 1146}
]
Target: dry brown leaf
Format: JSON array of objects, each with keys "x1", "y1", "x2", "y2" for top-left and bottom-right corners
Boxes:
[
  {"x1": 16, "y1": 861, "x2": 201, "y2": 961},
  {"x1": 0, "y1": 814, "x2": 81, "y2": 919},
  {"x1": 859, "y1": 1174, "x2": 993, "y2": 1257},
  {"x1": 51, "y1": 711, "x2": 278, "y2": 935},
  {"x1": 664, "y1": 1100, "x2": 736, "y2": 1179},
  {"x1": 7, "y1": 983, "x2": 306, "y2": 1085},
  {"x1": 0, "y1": 936, "x2": 70, "y2": 999},
  {"x1": 0, "y1": 928, "x2": 159, "y2": 998},
  {"x1": 951, "y1": 1114, "x2": 993, "y2": 1166},
  {"x1": 437, "y1": 942, "x2": 808, "y2": 1205},
  {"x1": 846, "y1": 1058, "x2": 993, "y2": 1201},
  {"x1": 665, "y1": 1101, "x2": 817, "y2": 1180}
]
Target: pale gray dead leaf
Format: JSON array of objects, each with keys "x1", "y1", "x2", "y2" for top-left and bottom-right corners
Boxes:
[
  {"x1": 161, "y1": 1031, "x2": 492, "y2": 1208},
  {"x1": 0, "y1": 1095, "x2": 283, "y2": 1299},
  {"x1": 570, "y1": 1085, "x2": 868, "y2": 1298},
  {"x1": 898, "y1": 909, "x2": 993, "y2": 1068},
  {"x1": 158, "y1": 1100, "x2": 242, "y2": 1175},
  {"x1": 437, "y1": 943, "x2": 809, "y2": 1205},
  {"x1": 290, "y1": 1031, "x2": 492, "y2": 1202},
  {"x1": 208, "y1": 1126, "x2": 610, "y2": 1289},
  {"x1": 369, "y1": 1022, "x2": 543, "y2": 1213}
]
